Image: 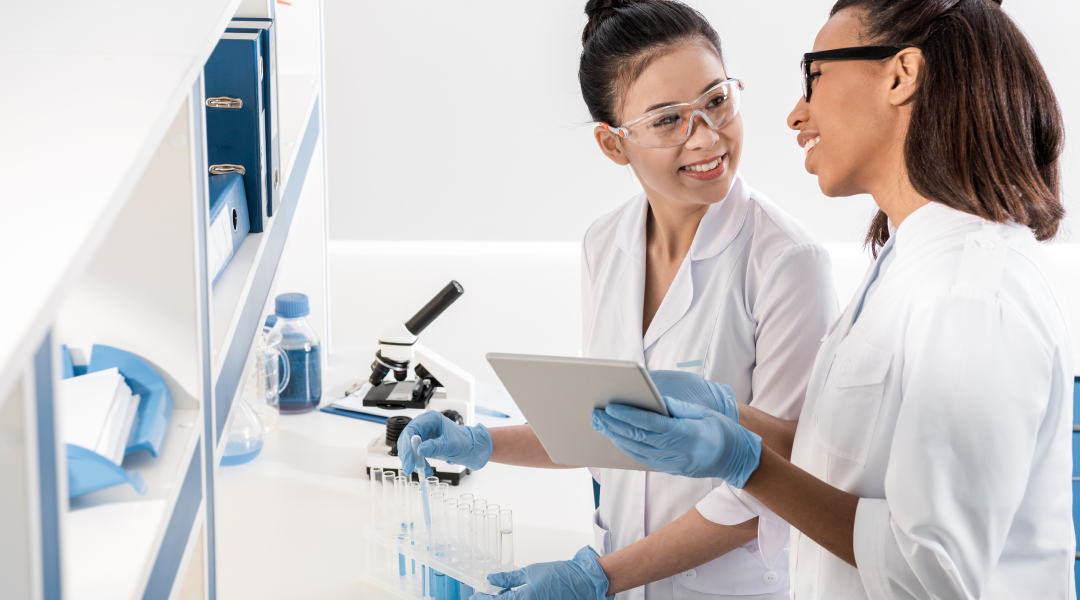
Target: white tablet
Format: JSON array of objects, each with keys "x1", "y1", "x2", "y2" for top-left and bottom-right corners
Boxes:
[{"x1": 485, "y1": 353, "x2": 669, "y2": 471}]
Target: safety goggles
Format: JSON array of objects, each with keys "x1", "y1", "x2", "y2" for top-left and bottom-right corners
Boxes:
[
  {"x1": 600, "y1": 78, "x2": 743, "y2": 148},
  {"x1": 801, "y1": 46, "x2": 901, "y2": 102}
]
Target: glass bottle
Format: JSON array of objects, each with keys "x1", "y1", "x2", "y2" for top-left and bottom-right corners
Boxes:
[{"x1": 271, "y1": 293, "x2": 322, "y2": 413}]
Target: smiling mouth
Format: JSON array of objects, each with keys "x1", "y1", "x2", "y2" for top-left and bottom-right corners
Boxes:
[
  {"x1": 680, "y1": 156, "x2": 723, "y2": 173},
  {"x1": 803, "y1": 136, "x2": 820, "y2": 156}
]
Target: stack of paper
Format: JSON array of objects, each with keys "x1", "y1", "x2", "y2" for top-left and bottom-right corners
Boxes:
[{"x1": 56, "y1": 368, "x2": 141, "y2": 466}]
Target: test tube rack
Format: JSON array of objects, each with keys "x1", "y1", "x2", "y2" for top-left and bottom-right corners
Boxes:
[
  {"x1": 363, "y1": 524, "x2": 504, "y2": 599},
  {"x1": 366, "y1": 469, "x2": 515, "y2": 600}
]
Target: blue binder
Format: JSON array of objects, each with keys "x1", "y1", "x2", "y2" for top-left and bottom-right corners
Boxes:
[
  {"x1": 205, "y1": 31, "x2": 268, "y2": 233},
  {"x1": 208, "y1": 172, "x2": 250, "y2": 284},
  {"x1": 228, "y1": 17, "x2": 281, "y2": 218}
]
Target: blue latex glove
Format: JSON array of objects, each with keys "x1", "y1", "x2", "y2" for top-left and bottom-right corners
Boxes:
[
  {"x1": 648, "y1": 370, "x2": 740, "y2": 421},
  {"x1": 470, "y1": 546, "x2": 612, "y2": 600},
  {"x1": 396, "y1": 410, "x2": 493, "y2": 477},
  {"x1": 591, "y1": 397, "x2": 762, "y2": 487}
]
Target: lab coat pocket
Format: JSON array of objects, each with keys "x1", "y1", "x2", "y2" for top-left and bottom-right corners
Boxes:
[
  {"x1": 813, "y1": 329, "x2": 891, "y2": 466},
  {"x1": 591, "y1": 509, "x2": 611, "y2": 556}
]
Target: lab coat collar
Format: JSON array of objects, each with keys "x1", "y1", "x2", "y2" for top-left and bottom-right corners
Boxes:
[
  {"x1": 892, "y1": 201, "x2": 984, "y2": 259},
  {"x1": 613, "y1": 173, "x2": 751, "y2": 261},
  {"x1": 689, "y1": 174, "x2": 751, "y2": 261},
  {"x1": 613, "y1": 174, "x2": 750, "y2": 355},
  {"x1": 614, "y1": 248, "x2": 649, "y2": 364},
  {"x1": 642, "y1": 251, "x2": 693, "y2": 350}
]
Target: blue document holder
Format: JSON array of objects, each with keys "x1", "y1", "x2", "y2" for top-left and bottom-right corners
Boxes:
[
  {"x1": 228, "y1": 17, "x2": 281, "y2": 218},
  {"x1": 60, "y1": 345, "x2": 174, "y2": 498},
  {"x1": 208, "y1": 172, "x2": 250, "y2": 284},
  {"x1": 205, "y1": 31, "x2": 268, "y2": 232}
]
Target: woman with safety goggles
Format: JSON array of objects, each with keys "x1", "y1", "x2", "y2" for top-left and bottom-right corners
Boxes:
[
  {"x1": 594, "y1": 1, "x2": 1073, "y2": 599},
  {"x1": 399, "y1": 1, "x2": 839, "y2": 599}
]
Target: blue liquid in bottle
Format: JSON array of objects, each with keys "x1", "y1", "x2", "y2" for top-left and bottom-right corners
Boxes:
[
  {"x1": 272, "y1": 293, "x2": 323, "y2": 414},
  {"x1": 280, "y1": 341, "x2": 321, "y2": 413}
]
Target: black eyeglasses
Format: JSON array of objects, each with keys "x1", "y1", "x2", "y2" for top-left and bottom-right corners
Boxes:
[{"x1": 801, "y1": 46, "x2": 902, "y2": 102}]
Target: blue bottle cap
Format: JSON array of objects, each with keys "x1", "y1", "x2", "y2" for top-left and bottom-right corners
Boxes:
[{"x1": 275, "y1": 293, "x2": 310, "y2": 318}]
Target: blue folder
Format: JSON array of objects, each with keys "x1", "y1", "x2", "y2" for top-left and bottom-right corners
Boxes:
[
  {"x1": 205, "y1": 31, "x2": 268, "y2": 233},
  {"x1": 208, "y1": 172, "x2": 250, "y2": 284},
  {"x1": 228, "y1": 17, "x2": 281, "y2": 218}
]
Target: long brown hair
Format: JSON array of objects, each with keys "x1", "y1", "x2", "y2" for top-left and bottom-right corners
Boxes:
[{"x1": 830, "y1": 0, "x2": 1065, "y2": 255}]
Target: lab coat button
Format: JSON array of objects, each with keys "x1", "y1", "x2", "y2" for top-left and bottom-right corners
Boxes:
[
  {"x1": 763, "y1": 571, "x2": 779, "y2": 585},
  {"x1": 680, "y1": 570, "x2": 697, "y2": 582},
  {"x1": 978, "y1": 239, "x2": 995, "y2": 249}
]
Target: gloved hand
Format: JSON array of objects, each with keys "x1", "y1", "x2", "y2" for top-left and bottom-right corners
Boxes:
[
  {"x1": 591, "y1": 397, "x2": 762, "y2": 487},
  {"x1": 397, "y1": 410, "x2": 493, "y2": 477},
  {"x1": 648, "y1": 370, "x2": 740, "y2": 421},
  {"x1": 470, "y1": 546, "x2": 612, "y2": 600}
]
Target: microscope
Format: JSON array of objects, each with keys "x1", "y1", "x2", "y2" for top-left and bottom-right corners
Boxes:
[{"x1": 363, "y1": 281, "x2": 476, "y2": 484}]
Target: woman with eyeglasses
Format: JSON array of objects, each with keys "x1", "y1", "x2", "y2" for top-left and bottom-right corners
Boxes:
[
  {"x1": 397, "y1": 1, "x2": 839, "y2": 598},
  {"x1": 594, "y1": 1, "x2": 1073, "y2": 599}
]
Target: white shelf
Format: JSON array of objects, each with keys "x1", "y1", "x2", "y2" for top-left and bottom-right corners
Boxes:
[
  {"x1": 66, "y1": 408, "x2": 202, "y2": 600},
  {"x1": 1, "y1": 0, "x2": 329, "y2": 597},
  {"x1": 0, "y1": 0, "x2": 242, "y2": 397}
]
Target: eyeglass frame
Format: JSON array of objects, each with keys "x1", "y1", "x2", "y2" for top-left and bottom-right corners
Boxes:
[
  {"x1": 600, "y1": 78, "x2": 744, "y2": 148},
  {"x1": 801, "y1": 46, "x2": 901, "y2": 102}
]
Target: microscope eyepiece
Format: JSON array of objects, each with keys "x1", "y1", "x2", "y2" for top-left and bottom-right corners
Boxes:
[{"x1": 404, "y1": 280, "x2": 464, "y2": 336}]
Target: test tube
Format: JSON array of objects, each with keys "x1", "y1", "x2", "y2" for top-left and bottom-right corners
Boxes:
[
  {"x1": 471, "y1": 509, "x2": 487, "y2": 575},
  {"x1": 426, "y1": 476, "x2": 440, "y2": 490},
  {"x1": 385, "y1": 472, "x2": 396, "y2": 529},
  {"x1": 458, "y1": 493, "x2": 473, "y2": 509},
  {"x1": 408, "y1": 481, "x2": 423, "y2": 542},
  {"x1": 394, "y1": 475, "x2": 409, "y2": 579},
  {"x1": 370, "y1": 467, "x2": 383, "y2": 520},
  {"x1": 472, "y1": 499, "x2": 488, "y2": 514},
  {"x1": 499, "y1": 510, "x2": 514, "y2": 570},
  {"x1": 443, "y1": 498, "x2": 458, "y2": 562},
  {"x1": 394, "y1": 475, "x2": 409, "y2": 535},
  {"x1": 485, "y1": 512, "x2": 500, "y2": 572},
  {"x1": 368, "y1": 468, "x2": 384, "y2": 580},
  {"x1": 430, "y1": 492, "x2": 445, "y2": 555},
  {"x1": 410, "y1": 481, "x2": 427, "y2": 589},
  {"x1": 434, "y1": 571, "x2": 446, "y2": 600},
  {"x1": 457, "y1": 503, "x2": 472, "y2": 570},
  {"x1": 486, "y1": 504, "x2": 500, "y2": 516}
]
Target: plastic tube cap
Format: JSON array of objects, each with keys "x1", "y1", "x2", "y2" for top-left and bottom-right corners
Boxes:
[{"x1": 275, "y1": 293, "x2": 310, "y2": 318}]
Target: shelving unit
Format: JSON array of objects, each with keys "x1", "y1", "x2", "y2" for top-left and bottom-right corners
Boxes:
[{"x1": 0, "y1": 0, "x2": 329, "y2": 598}]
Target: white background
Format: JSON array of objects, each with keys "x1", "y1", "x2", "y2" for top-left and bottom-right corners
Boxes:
[{"x1": 323, "y1": 0, "x2": 1079, "y2": 245}]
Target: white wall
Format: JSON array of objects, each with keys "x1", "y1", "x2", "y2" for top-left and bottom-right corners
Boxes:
[{"x1": 323, "y1": 0, "x2": 1079, "y2": 244}]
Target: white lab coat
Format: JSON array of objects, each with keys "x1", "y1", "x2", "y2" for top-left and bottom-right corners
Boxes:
[
  {"x1": 581, "y1": 175, "x2": 839, "y2": 600},
  {"x1": 789, "y1": 202, "x2": 1076, "y2": 599}
]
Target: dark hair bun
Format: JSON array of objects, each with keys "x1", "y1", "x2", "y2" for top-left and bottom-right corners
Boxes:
[{"x1": 583, "y1": 0, "x2": 646, "y2": 45}]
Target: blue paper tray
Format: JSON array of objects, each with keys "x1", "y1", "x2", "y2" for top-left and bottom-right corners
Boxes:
[{"x1": 61, "y1": 344, "x2": 173, "y2": 498}]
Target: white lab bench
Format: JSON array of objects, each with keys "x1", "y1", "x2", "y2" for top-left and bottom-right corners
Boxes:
[
  {"x1": 214, "y1": 346, "x2": 595, "y2": 600},
  {"x1": 214, "y1": 243, "x2": 598, "y2": 599}
]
